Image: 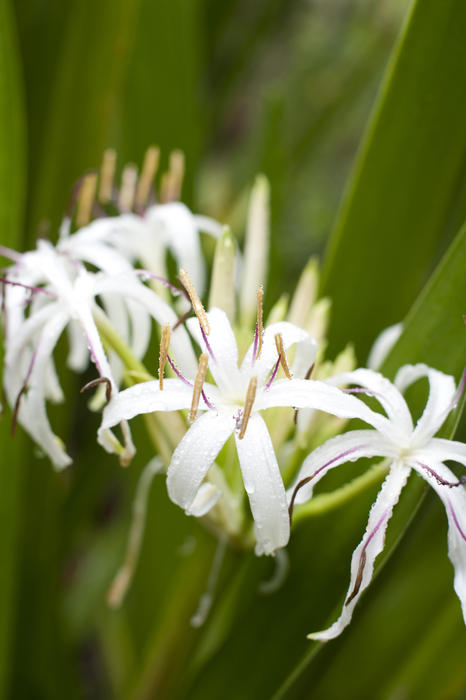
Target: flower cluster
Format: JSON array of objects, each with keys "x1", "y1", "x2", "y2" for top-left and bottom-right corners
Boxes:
[{"x1": 1, "y1": 148, "x2": 464, "y2": 640}]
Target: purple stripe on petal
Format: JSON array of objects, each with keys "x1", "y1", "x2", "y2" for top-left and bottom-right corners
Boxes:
[
  {"x1": 0, "y1": 277, "x2": 56, "y2": 297},
  {"x1": 265, "y1": 355, "x2": 281, "y2": 390},
  {"x1": 201, "y1": 389, "x2": 216, "y2": 412},
  {"x1": 200, "y1": 325, "x2": 216, "y2": 362},
  {"x1": 133, "y1": 269, "x2": 182, "y2": 296},
  {"x1": 167, "y1": 354, "x2": 193, "y2": 386},
  {"x1": 345, "y1": 508, "x2": 388, "y2": 605},
  {"x1": 289, "y1": 444, "x2": 367, "y2": 521},
  {"x1": 415, "y1": 461, "x2": 465, "y2": 488},
  {"x1": 447, "y1": 499, "x2": 466, "y2": 542}
]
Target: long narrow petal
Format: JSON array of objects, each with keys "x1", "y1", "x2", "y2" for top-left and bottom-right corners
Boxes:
[
  {"x1": 187, "y1": 308, "x2": 241, "y2": 394},
  {"x1": 367, "y1": 323, "x2": 402, "y2": 370},
  {"x1": 258, "y1": 378, "x2": 394, "y2": 437},
  {"x1": 235, "y1": 414, "x2": 290, "y2": 555},
  {"x1": 99, "y1": 378, "x2": 194, "y2": 432},
  {"x1": 94, "y1": 273, "x2": 198, "y2": 376},
  {"x1": 415, "y1": 438, "x2": 466, "y2": 467},
  {"x1": 167, "y1": 411, "x2": 233, "y2": 513},
  {"x1": 19, "y1": 311, "x2": 72, "y2": 468},
  {"x1": 309, "y1": 462, "x2": 411, "y2": 641},
  {"x1": 288, "y1": 430, "x2": 394, "y2": 505},
  {"x1": 411, "y1": 461, "x2": 466, "y2": 621},
  {"x1": 147, "y1": 202, "x2": 206, "y2": 295},
  {"x1": 327, "y1": 368, "x2": 413, "y2": 436},
  {"x1": 395, "y1": 364, "x2": 456, "y2": 442}
]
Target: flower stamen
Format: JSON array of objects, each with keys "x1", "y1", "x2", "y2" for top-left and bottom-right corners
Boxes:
[
  {"x1": 158, "y1": 325, "x2": 171, "y2": 390},
  {"x1": 253, "y1": 285, "x2": 264, "y2": 361},
  {"x1": 118, "y1": 163, "x2": 138, "y2": 212},
  {"x1": 189, "y1": 353, "x2": 209, "y2": 422},
  {"x1": 76, "y1": 172, "x2": 98, "y2": 227},
  {"x1": 179, "y1": 268, "x2": 210, "y2": 336},
  {"x1": 135, "y1": 146, "x2": 160, "y2": 210},
  {"x1": 99, "y1": 148, "x2": 117, "y2": 204},
  {"x1": 274, "y1": 333, "x2": 292, "y2": 379},
  {"x1": 239, "y1": 376, "x2": 257, "y2": 439}
]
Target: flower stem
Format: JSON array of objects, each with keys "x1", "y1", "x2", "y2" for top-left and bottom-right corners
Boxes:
[{"x1": 292, "y1": 460, "x2": 389, "y2": 526}]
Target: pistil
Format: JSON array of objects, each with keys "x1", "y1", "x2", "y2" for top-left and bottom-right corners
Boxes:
[
  {"x1": 239, "y1": 376, "x2": 257, "y2": 439},
  {"x1": 158, "y1": 325, "x2": 171, "y2": 390}
]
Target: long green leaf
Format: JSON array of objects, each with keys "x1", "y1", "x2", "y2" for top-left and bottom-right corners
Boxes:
[
  {"x1": 27, "y1": 0, "x2": 142, "y2": 240},
  {"x1": 0, "y1": 0, "x2": 25, "y2": 697},
  {"x1": 321, "y1": 0, "x2": 466, "y2": 360}
]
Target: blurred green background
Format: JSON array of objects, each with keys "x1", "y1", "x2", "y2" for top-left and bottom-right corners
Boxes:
[{"x1": 1, "y1": 0, "x2": 466, "y2": 698}]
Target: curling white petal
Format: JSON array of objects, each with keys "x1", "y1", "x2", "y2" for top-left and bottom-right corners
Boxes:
[
  {"x1": 235, "y1": 414, "x2": 289, "y2": 555},
  {"x1": 147, "y1": 202, "x2": 206, "y2": 294},
  {"x1": 396, "y1": 365, "x2": 457, "y2": 443},
  {"x1": 417, "y1": 438, "x2": 466, "y2": 466},
  {"x1": 19, "y1": 311, "x2": 72, "y2": 468},
  {"x1": 411, "y1": 461, "x2": 466, "y2": 622},
  {"x1": 99, "y1": 379, "x2": 194, "y2": 432},
  {"x1": 66, "y1": 318, "x2": 90, "y2": 372},
  {"x1": 258, "y1": 379, "x2": 394, "y2": 438},
  {"x1": 327, "y1": 368, "x2": 413, "y2": 436},
  {"x1": 193, "y1": 214, "x2": 223, "y2": 238},
  {"x1": 367, "y1": 323, "x2": 402, "y2": 370},
  {"x1": 167, "y1": 411, "x2": 233, "y2": 512},
  {"x1": 288, "y1": 430, "x2": 394, "y2": 505},
  {"x1": 189, "y1": 482, "x2": 221, "y2": 517},
  {"x1": 94, "y1": 273, "x2": 197, "y2": 376},
  {"x1": 310, "y1": 462, "x2": 411, "y2": 641}
]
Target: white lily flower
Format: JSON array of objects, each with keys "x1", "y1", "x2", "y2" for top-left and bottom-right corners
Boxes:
[
  {"x1": 289, "y1": 365, "x2": 466, "y2": 640},
  {"x1": 99, "y1": 308, "x2": 391, "y2": 555},
  {"x1": 59, "y1": 201, "x2": 223, "y2": 296},
  {"x1": 2, "y1": 240, "x2": 197, "y2": 468}
]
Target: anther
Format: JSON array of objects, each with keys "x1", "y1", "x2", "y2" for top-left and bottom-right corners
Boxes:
[
  {"x1": 158, "y1": 325, "x2": 171, "y2": 390},
  {"x1": 135, "y1": 146, "x2": 160, "y2": 209},
  {"x1": 160, "y1": 150, "x2": 185, "y2": 202},
  {"x1": 239, "y1": 376, "x2": 257, "y2": 439},
  {"x1": 118, "y1": 163, "x2": 138, "y2": 212},
  {"x1": 99, "y1": 148, "x2": 117, "y2": 203},
  {"x1": 274, "y1": 333, "x2": 292, "y2": 379},
  {"x1": 189, "y1": 353, "x2": 209, "y2": 422},
  {"x1": 179, "y1": 268, "x2": 210, "y2": 336},
  {"x1": 254, "y1": 286, "x2": 264, "y2": 360},
  {"x1": 76, "y1": 173, "x2": 98, "y2": 227}
]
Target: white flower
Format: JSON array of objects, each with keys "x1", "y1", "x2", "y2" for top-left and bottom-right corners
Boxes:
[
  {"x1": 59, "y1": 201, "x2": 222, "y2": 296},
  {"x1": 99, "y1": 309, "x2": 389, "y2": 555},
  {"x1": 289, "y1": 365, "x2": 466, "y2": 640},
  {"x1": 2, "y1": 240, "x2": 197, "y2": 468}
]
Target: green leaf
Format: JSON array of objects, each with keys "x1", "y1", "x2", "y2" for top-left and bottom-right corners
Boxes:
[
  {"x1": 0, "y1": 1, "x2": 26, "y2": 697},
  {"x1": 26, "y1": 0, "x2": 142, "y2": 240},
  {"x1": 321, "y1": 0, "x2": 466, "y2": 360}
]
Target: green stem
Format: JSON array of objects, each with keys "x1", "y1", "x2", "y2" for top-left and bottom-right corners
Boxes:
[{"x1": 292, "y1": 461, "x2": 389, "y2": 526}]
